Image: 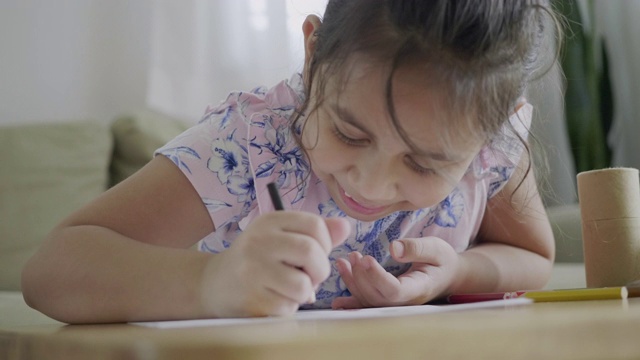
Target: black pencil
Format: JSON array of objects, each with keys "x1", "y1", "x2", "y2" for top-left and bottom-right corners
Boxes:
[{"x1": 267, "y1": 182, "x2": 285, "y2": 211}]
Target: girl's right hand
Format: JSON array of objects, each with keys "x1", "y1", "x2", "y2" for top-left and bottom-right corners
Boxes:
[{"x1": 199, "y1": 212, "x2": 350, "y2": 318}]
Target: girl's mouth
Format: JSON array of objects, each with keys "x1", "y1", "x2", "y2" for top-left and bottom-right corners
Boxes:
[{"x1": 338, "y1": 185, "x2": 389, "y2": 217}]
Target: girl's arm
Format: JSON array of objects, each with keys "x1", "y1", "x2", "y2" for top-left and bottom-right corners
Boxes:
[
  {"x1": 448, "y1": 150, "x2": 556, "y2": 294},
  {"x1": 21, "y1": 156, "x2": 217, "y2": 323},
  {"x1": 23, "y1": 155, "x2": 349, "y2": 322}
]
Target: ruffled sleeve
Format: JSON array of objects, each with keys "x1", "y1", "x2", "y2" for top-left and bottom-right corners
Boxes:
[
  {"x1": 155, "y1": 91, "x2": 260, "y2": 230},
  {"x1": 155, "y1": 74, "x2": 307, "y2": 232}
]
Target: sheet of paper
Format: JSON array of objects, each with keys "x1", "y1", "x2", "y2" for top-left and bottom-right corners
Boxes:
[{"x1": 132, "y1": 297, "x2": 532, "y2": 329}]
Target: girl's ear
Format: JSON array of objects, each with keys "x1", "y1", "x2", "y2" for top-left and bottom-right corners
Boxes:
[{"x1": 302, "y1": 15, "x2": 321, "y2": 81}]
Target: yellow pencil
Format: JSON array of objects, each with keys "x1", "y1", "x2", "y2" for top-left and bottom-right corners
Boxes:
[
  {"x1": 446, "y1": 284, "x2": 640, "y2": 304},
  {"x1": 523, "y1": 287, "x2": 628, "y2": 302}
]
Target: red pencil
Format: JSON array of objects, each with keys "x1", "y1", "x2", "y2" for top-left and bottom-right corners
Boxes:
[{"x1": 446, "y1": 291, "x2": 527, "y2": 304}]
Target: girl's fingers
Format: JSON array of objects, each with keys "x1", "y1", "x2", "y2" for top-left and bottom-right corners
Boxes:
[
  {"x1": 391, "y1": 237, "x2": 451, "y2": 266},
  {"x1": 215, "y1": 254, "x2": 307, "y2": 317},
  {"x1": 222, "y1": 212, "x2": 351, "y2": 316},
  {"x1": 336, "y1": 253, "x2": 374, "y2": 307},
  {"x1": 248, "y1": 287, "x2": 302, "y2": 317},
  {"x1": 260, "y1": 211, "x2": 336, "y2": 253},
  {"x1": 269, "y1": 232, "x2": 332, "y2": 286},
  {"x1": 348, "y1": 253, "x2": 404, "y2": 305},
  {"x1": 337, "y1": 252, "x2": 399, "y2": 307},
  {"x1": 323, "y1": 217, "x2": 351, "y2": 248},
  {"x1": 261, "y1": 261, "x2": 316, "y2": 305},
  {"x1": 335, "y1": 256, "x2": 369, "y2": 307},
  {"x1": 339, "y1": 252, "x2": 433, "y2": 307}
]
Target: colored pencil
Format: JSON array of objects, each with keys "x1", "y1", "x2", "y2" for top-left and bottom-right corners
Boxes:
[
  {"x1": 447, "y1": 286, "x2": 636, "y2": 304},
  {"x1": 523, "y1": 287, "x2": 628, "y2": 302}
]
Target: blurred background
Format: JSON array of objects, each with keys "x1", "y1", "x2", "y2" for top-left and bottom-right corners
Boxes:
[
  {"x1": 1, "y1": 0, "x2": 638, "y2": 183},
  {"x1": 0, "y1": 1, "x2": 639, "y2": 286},
  {"x1": 0, "y1": 0, "x2": 640, "y2": 208},
  {"x1": 0, "y1": 0, "x2": 327, "y2": 125}
]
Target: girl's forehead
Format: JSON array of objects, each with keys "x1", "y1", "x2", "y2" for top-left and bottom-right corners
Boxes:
[{"x1": 319, "y1": 62, "x2": 485, "y2": 161}]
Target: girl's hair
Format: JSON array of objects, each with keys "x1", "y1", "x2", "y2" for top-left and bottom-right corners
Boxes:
[{"x1": 292, "y1": 0, "x2": 561, "y2": 190}]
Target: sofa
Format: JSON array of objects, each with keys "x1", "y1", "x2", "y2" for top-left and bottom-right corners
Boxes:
[
  {"x1": 0, "y1": 110, "x2": 189, "y2": 290},
  {"x1": 0, "y1": 110, "x2": 584, "y2": 291}
]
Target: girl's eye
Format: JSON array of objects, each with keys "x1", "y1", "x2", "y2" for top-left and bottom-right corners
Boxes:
[
  {"x1": 405, "y1": 156, "x2": 435, "y2": 176},
  {"x1": 332, "y1": 126, "x2": 367, "y2": 146}
]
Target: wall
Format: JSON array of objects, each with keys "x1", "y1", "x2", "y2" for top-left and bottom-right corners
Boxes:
[
  {"x1": 0, "y1": 0, "x2": 153, "y2": 125},
  {"x1": 594, "y1": 0, "x2": 640, "y2": 170},
  {"x1": 1, "y1": 0, "x2": 637, "y2": 174}
]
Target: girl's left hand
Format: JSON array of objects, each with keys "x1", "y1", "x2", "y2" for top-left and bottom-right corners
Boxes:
[{"x1": 331, "y1": 236, "x2": 460, "y2": 309}]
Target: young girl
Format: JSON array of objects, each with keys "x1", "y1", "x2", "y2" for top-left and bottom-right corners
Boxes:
[{"x1": 23, "y1": 0, "x2": 557, "y2": 322}]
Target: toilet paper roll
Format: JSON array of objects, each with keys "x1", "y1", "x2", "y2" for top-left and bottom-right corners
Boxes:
[
  {"x1": 577, "y1": 168, "x2": 640, "y2": 221},
  {"x1": 582, "y1": 219, "x2": 640, "y2": 287},
  {"x1": 577, "y1": 167, "x2": 640, "y2": 288}
]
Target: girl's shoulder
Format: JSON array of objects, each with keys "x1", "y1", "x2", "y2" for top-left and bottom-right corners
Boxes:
[
  {"x1": 197, "y1": 73, "x2": 305, "y2": 131},
  {"x1": 469, "y1": 101, "x2": 533, "y2": 198},
  {"x1": 155, "y1": 74, "x2": 307, "y2": 231}
]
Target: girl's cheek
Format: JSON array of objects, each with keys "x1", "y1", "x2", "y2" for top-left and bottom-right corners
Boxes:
[{"x1": 406, "y1": 177, "x2": 456, "y2": 208}]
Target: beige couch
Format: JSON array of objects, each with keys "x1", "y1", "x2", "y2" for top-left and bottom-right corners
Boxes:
[
  {"x1": 0, "y1": 111, "x2": 584, "y2": 291},
  {"x1": 0, "y1": 110, "x2": 188, "y2": 290}
]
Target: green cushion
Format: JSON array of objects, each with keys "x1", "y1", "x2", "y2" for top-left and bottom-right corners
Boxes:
[
  {"x1": 0, "y1": 121, "x2": 112, "y2": 290},
  {"x1": 110, "y1": 109, "x2": 189, "y2": 186}
]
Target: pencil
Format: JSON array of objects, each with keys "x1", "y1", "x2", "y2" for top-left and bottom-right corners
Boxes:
[
  {"x1": 267, "y1": 182, "x2": 285, "y2": 211},
  {"x1": 523, "y1": 287, "x2": 628, "y2": 302},
  {"x1": 266, "y1": 182, "x2": 315, "y2": 304},
  {"x1": 447, "y1": 286, "x2": 636, "y2": 304},
  {"x1": 446, "y1": 291, "x2": 526, "y2": 303}
]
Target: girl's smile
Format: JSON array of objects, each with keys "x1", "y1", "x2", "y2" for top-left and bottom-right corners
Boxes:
[{"x1": 338, "y1": 183, "x2": 391, "y2": 217}]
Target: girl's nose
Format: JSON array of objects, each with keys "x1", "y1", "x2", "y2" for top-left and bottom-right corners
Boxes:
[{"x1": 347, "y1": 159, "x2": 397, "y2": 202}]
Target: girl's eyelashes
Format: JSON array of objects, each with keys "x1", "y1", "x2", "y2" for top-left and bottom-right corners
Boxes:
[
  {"x1": 331, "y1": 125, "x2": 367, "y2": 146},
  {"x1": 405, "y1": 156, "x2": 436, "y2": 176},
  {"x1": 332, "y1": 122, "x2": 436, "y2": 177}
]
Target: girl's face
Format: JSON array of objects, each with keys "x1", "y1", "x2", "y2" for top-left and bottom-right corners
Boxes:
[{"x1": 302, "y1": 63, "x2": 485, "y2": 222}]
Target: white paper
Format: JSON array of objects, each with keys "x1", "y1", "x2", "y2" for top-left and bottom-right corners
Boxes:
[{"x1": 132, "y1": 297, "x2": 532, "y2": 329}]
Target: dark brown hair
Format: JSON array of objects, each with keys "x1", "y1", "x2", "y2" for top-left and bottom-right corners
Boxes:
[{"x1": 292, "y1": 0, "x2": 561, "y2": 189}]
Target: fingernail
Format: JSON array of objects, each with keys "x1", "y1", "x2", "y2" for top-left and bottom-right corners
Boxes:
[
  {"x1": 392, "y1": 241, "x2": 404, "y2": 258},
  {"x1": 348, "y1": 252, "x2": 357, "y2": 266},
  {"x1": 360, "y1": 256, "x2": 371, "y2": 270}
]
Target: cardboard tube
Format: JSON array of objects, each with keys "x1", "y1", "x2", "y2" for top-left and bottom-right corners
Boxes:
[
  {"x1": 577, "y1": 168, "x2": 640, "y2": 287},
  {"x1": 577, "y1": 168, "x2": 640, "y2": 221},
  {"x1": 582, "y1": 219, "x2": 640, "y2": 287}
]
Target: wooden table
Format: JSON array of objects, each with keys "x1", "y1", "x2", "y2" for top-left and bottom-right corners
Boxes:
[{"x1": 2, "y1": 264, "x2": 640, "y2": 360}]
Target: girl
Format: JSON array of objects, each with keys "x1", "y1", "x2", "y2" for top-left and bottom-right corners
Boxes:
[{"x1": 23, "y1": 0, "x2": 557, "y2": 322}]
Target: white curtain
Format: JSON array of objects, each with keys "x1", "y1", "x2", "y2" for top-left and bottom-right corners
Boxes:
[
  {"x1": 147, "y1": 0, "x2": 327, "y2": 123},
  {"x1": 594, "y1": 0, "x2": 640, "y2": 170},
  {"x1": 531, "y1": 0, "x2": 640, "y2": 206},
  {"x1": 145, "y1": 0, "x2": 640, "y2": 207}
]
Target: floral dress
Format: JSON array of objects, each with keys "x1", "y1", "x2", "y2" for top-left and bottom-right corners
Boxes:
[{"x1": 156, "y1": 73, "x2": 532, "y2": 308}]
